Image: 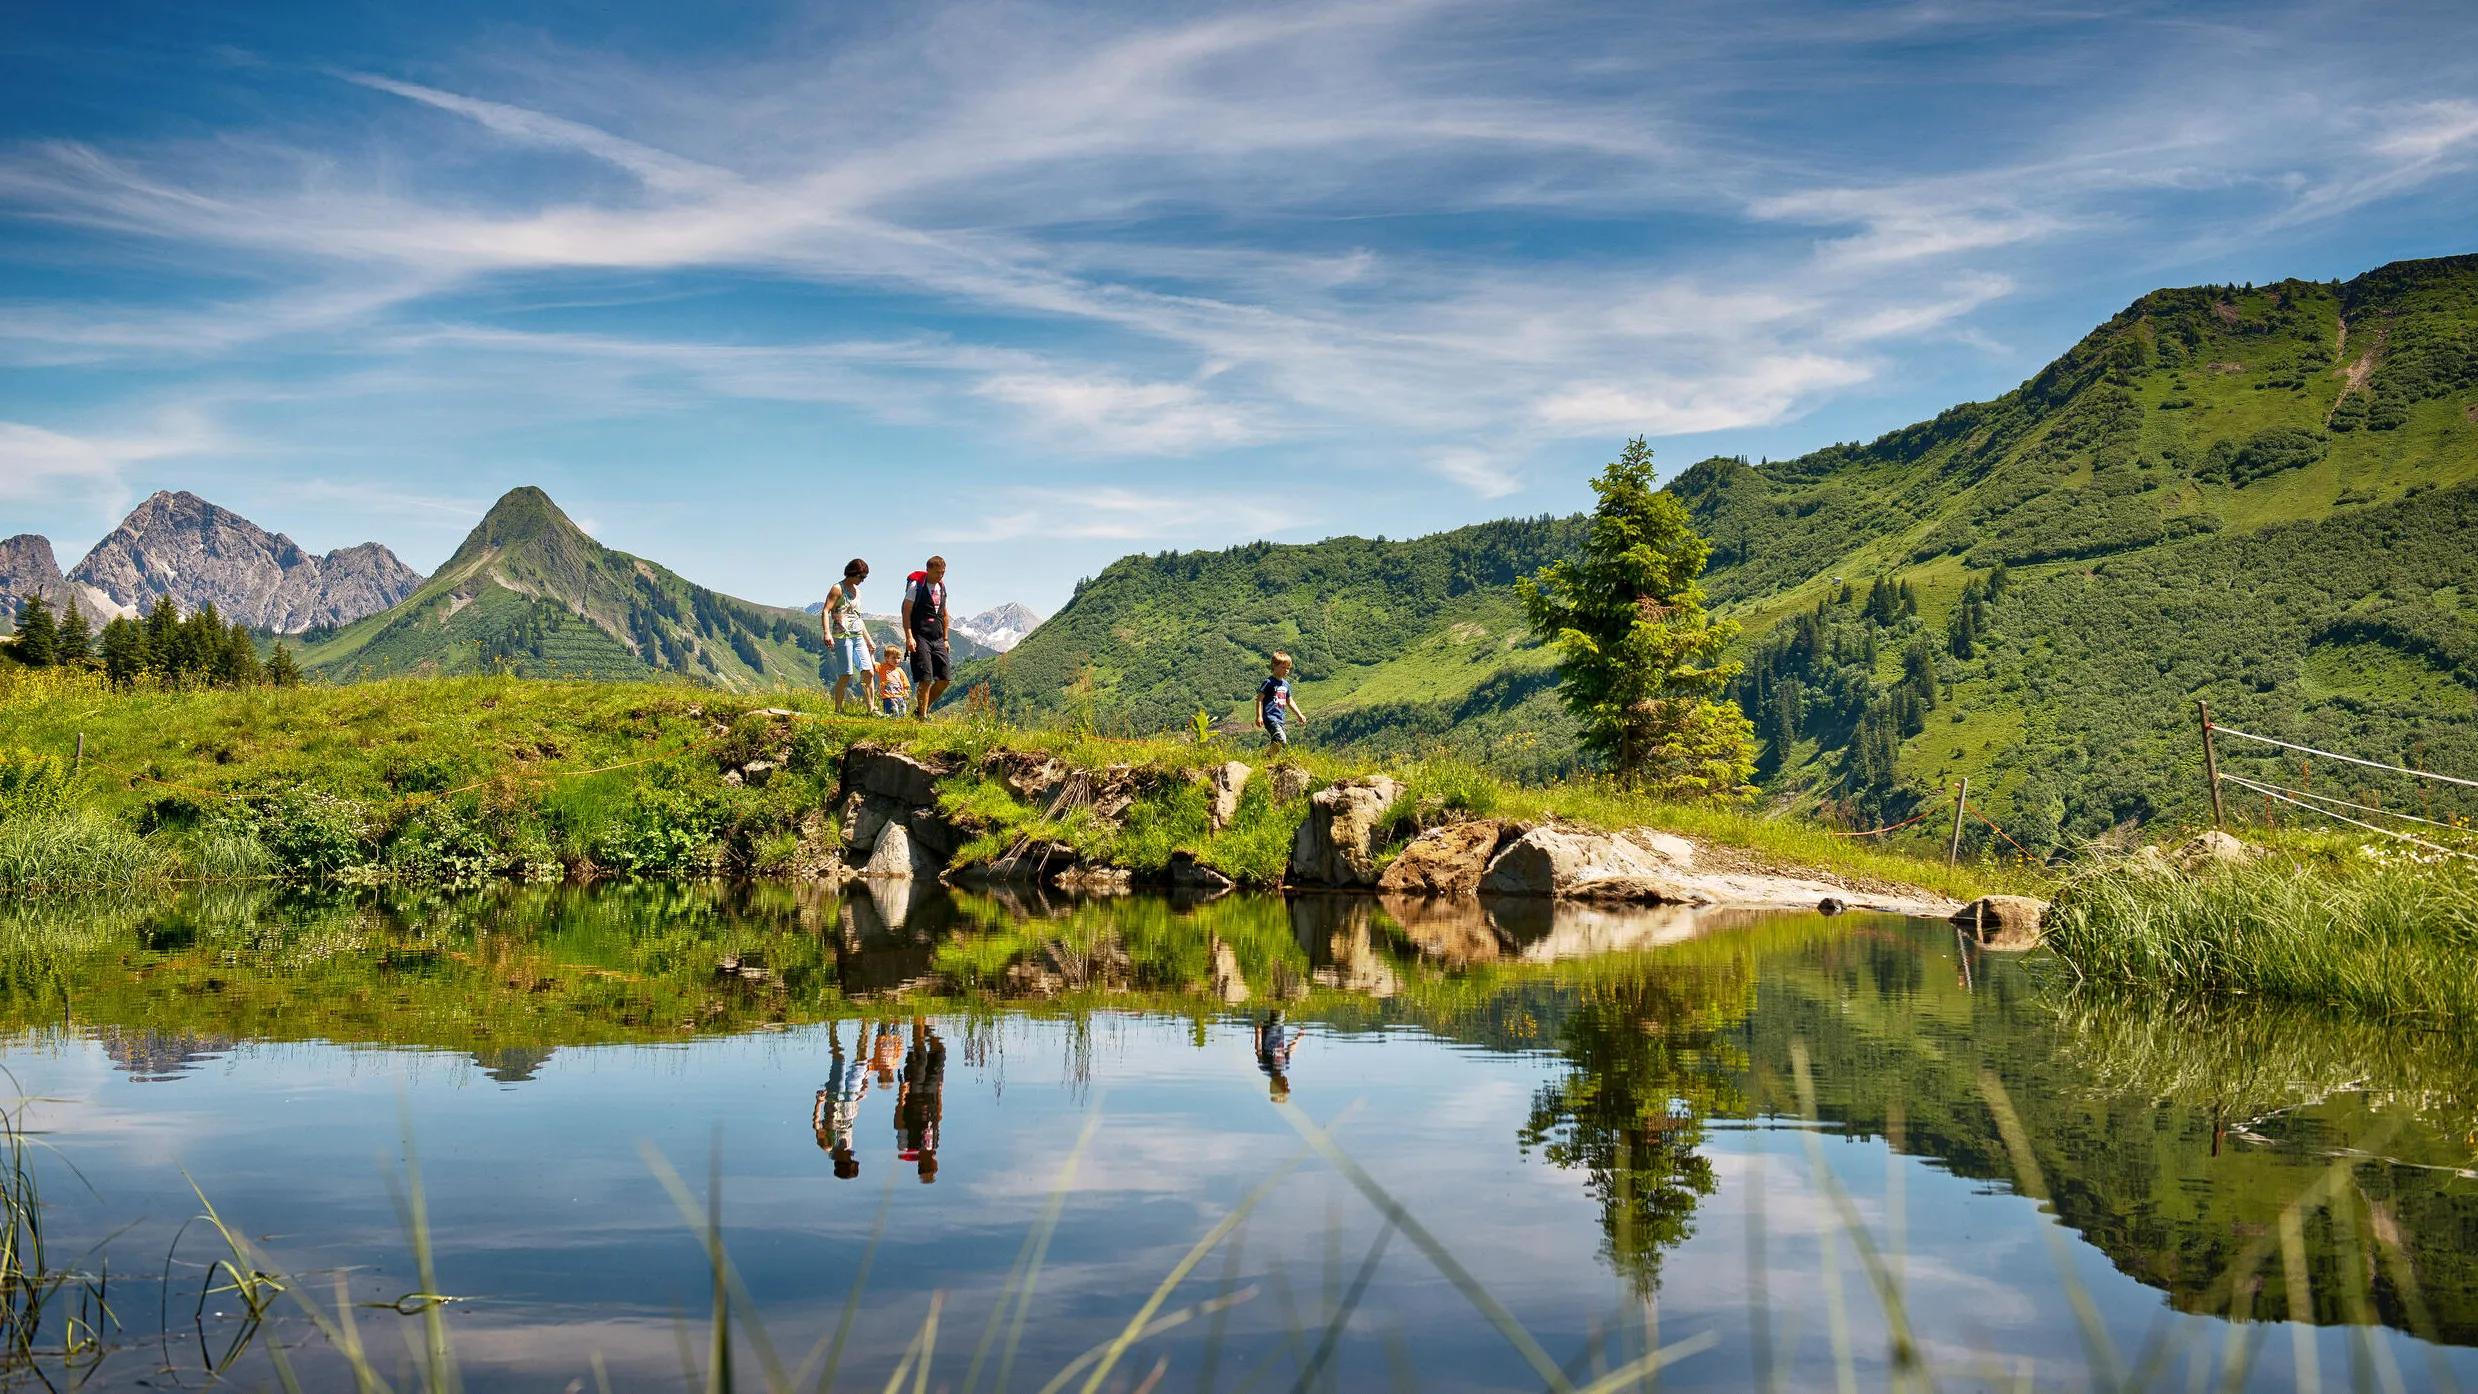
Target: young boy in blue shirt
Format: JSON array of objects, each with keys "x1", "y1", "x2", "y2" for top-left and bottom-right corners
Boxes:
[{"x1": 1255, "y1": 652, "x2": 1307, "y2": 749}]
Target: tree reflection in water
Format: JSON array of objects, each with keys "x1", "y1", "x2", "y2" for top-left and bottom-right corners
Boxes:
[{"x1": 1517, "y1": 965, "x2": 1752, "y2": 1294}]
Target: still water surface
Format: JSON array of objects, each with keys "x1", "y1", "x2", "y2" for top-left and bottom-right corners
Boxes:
[{"x1": 1, "y1": 883, "x2": 2473, "y2": 1391}]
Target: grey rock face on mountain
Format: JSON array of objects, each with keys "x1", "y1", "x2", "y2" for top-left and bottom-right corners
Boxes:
[
  {"x1": 67, "y1": 491, "x2": 423, "y2": 631},
  {"x1": 0, "y1": 535, "x2": 112, "y2": 627},
  {"x1": 955, "y1": 602, "x2": 1043, "y2": 652}
]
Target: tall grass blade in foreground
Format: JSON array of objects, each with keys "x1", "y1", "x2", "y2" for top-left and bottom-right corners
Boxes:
[
  {"x1": 1071, "y1": 1105, "x2": 1346, "y2": 1394},
  {"x1": 0, "y1": 1084, "x2": 112, "y2": 1380},
  {"x1": 819, "y1": 1171, "x2": 896, "y2": 1394},
  {"x1": 1980, "y1": 1073, "x2": 2122, "y2": 1391},
  {"x1": 1270, "y1": 1098, "x2": 1710, "y2": 1394},
  {"x1": 970, "y1": 1103, "x2": 1103, "y2": 1394}
]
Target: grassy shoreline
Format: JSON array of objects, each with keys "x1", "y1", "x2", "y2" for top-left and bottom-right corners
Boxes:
[
  {"x1": 0, "y1": 668, "x2": 2025, "y2": 901},
  {"x1": 2042, "y1": 832, "x2": 2478, "y2": 1022}
]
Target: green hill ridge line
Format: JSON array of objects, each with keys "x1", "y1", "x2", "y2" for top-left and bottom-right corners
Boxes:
[{"x1": 970, "y1": 253, "x2": 2478, "y2": 850}]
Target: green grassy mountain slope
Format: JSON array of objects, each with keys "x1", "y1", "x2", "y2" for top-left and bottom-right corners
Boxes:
[
  {"x1": 963, "y1": 517, "x2": 1590, "y2": 778},
  {"x1": 1684, "y1": 255, "x2": 2478, "y2": 844},
  {"x1": 967, "y1": 253, "x2": 2478, "y2": 849},
  {"x1": 300, "y1": 487, "x2": 832, "y2": 691}
]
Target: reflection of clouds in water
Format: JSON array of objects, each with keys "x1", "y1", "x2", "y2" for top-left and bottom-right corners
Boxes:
[
  {"x1": 3, "y1": 969, "x2": 2468, "y2": 1393},
  {"x1": 1673, "y1": 1139, "x2": 2055, "y2": 1366}
]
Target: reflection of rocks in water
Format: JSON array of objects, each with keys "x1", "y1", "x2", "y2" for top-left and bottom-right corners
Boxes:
[
  {"x1": 1209, "y1": 938, "x2": 1251, "y2": 1004},
  {"x1": 835, "y1": 883, "x2": 959, "y2": 998},
  {"x1": 474, "y1": 1046, "x2": 556, "y2": 1083},
  {"x1": 1481, "y1": 899, "x2": 1710, "y2": 961},
  {"x1": 975, "y1": 884, "x2": 1076, "y2": 921},
  {"x1": 1377, "y1": 895, "x2": 1499, "y2": 966},
  {"x1": 984, "y1": 931, "x2": 1138, "y2": 999},
  {"x1": 1380, "y1": 896, "x2": 1805, "y2": 966},
  {"x1": 1286, "y1": 898, "x2": 1400, "y2": 998},
  {"x1": 101, "y1": 1029, "x2": 236, "y2": 1082}
]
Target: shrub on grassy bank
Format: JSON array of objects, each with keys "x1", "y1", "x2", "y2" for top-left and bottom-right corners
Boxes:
[{"x1": 2043, "y1": 855, "x2": 2478, "y2": 1021}]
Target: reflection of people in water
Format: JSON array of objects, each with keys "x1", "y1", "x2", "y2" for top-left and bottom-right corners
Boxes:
[
  {"x1": 1256, "y1": 1012, "x2": 1302, "y2": 1102},
  {"x1": 816, "y1": 1020, "x2": 871, "y2": 1179},
  {"x1": 895, "y1": 1017, "x2": 946, "y2": 1184},
  {"x1": 871, "y1": 1019, "x2": 905, "y2": 1087}
]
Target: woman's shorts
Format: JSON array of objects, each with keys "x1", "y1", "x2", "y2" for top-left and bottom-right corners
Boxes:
[{"x1": 828, "y1": 635, "x2": 871, "y2": 679}]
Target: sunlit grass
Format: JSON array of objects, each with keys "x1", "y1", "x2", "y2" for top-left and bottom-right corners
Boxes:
[
  {"x1": 0, "y1": 673, "x2": 2030, "y2": 899},
  {"x1": 2044, "y1": 853, "x2": 2478, "y2": 1021}
]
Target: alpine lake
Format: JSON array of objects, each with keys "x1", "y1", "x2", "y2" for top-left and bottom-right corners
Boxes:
[{"x1": 0, "y1": 882, "x2": 2473, "y2": 1393}]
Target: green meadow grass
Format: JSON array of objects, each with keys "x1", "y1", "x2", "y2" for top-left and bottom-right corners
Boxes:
[
  {"x1": 2043, "y1": 848, "x2": 2478, "y2": 1022},
  {"x1": 0, "y1": 666, "x2": 2020, "y2": 900}
]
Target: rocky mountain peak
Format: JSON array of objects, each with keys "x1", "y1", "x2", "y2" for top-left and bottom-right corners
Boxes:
[
  {"x1": 67, "y1": 492, "x2": 424, "y2": 633},
  {"x1": 0, "y1": 534, "x2": 112, "y2": 628},
  {"x1": 955, "y1": 602, "x2": 1044, "y2": 652}
]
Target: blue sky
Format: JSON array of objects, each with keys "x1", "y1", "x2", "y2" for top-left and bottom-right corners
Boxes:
[{"x1": 3, "y1": 0, "x2": 2475, "y2": 616}]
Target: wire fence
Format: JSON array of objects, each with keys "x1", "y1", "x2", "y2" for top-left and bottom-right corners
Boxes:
[
  {"x1": 1825, "y1": 783, "x2": 2036, "y2": 866},
  {"x1": 2201, "y1": 708, "x2": 2478, "y2": 864}
]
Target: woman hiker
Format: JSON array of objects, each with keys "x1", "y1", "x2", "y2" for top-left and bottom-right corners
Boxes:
[{"x1": 822, "y1": 558, "x2": 874, "y2": 715}]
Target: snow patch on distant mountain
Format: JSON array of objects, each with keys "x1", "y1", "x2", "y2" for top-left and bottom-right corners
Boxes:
[
  {"x1": 955, "y1": 603, "x2": 1043, "y2": 652},
  {"x1": 801, "y1": 598, "x2": 1042, "y2": 653}
]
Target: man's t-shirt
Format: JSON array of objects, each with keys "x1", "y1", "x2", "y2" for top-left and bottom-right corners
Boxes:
[
  {"x1": 1257, "y1": 675, "x2": 1290, "y2": 725},
  {"x1": 906, "y1": 574, "x2": 947, "y2": 639}
]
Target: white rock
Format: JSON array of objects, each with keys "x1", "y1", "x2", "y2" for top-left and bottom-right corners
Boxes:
[
  {"x1": 1207, "y1": 761, "x2": 1253, "y2": 830},
  {"x1": 1479, "y1": 827, "x2": 1681, "y2": 898},
  {"x1": 2173, "y1": 830, "x2": 2259, "y2": 872},
  {"x1": 860, "y1": 822, "x2": 919, "y2": 879}
]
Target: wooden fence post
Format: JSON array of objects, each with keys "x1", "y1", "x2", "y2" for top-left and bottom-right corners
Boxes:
[
  {"x1": 2196, "y1": 700, "x2": 2225, "y2": 827},
  {"x1": 1948, "y1": 777, "x2": 1969, "y2": 865}
]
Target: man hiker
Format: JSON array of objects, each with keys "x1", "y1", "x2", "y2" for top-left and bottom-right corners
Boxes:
[
  {"x1": 901, "y1": 556, "x2": 951, "y2": 720},
  {"x1": 1256, "y1": 652, "x2": 1307, "y2": 749},
  {"x1": 822, "y1": 559, "x2": 874, "y2": 715},
  {"x1": 895, "y1": 1017, "x2": 946, "y2": 1184}
]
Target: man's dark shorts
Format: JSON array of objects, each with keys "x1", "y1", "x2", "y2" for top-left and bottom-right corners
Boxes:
[{"x1": 909, "y1": 639, "x2": 950, "y2": 686}]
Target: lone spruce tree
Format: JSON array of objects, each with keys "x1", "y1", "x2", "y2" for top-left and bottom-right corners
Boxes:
[
  {"x1": 11, "y1": 594, "x2": 58, "y2": 668},
  {"x1": 1519, "y1": 438, "x2": 1756, "y2": 797}
]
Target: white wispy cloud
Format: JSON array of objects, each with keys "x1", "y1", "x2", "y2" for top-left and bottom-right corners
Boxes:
[
  {"x1": 971, "y1": 373, "x2": 1258, "y2": 454},
  {"x1": 0, "y1": 410, "x2": 222, "y2": 508},
  {"x1": 0, "y1": 0, "x2": 2472, "y2": 541},
  {"x1": 1427, "y1": 448, "x2": 1523, "y2": 499},
  {"x1": 943, "y1": 484, "x2": 1297, "y2": 543}
]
